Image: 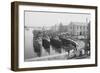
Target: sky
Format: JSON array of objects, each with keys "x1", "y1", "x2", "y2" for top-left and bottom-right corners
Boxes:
[{"x1": 25, "y1": 11, "x2": 91, "y2": 27}]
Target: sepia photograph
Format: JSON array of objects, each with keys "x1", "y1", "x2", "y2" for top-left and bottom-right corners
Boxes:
[{"x1": 24, "y1": 11, "x2": 91, "y2": 62}]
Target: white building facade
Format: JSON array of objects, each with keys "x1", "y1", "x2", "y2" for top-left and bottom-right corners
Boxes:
[{"x1": 67, "y1": 22, "x2": 90, "y2": 39}]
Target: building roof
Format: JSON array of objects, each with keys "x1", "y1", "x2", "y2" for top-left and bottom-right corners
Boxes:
[{"x1": 70, "y1": 22, "x2": 88, "y2": 26}]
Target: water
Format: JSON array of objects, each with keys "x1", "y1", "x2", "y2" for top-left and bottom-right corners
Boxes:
[
  {"x1": 24, "y1": 28, "x2": 52, "y2": 60},
  {"x1": 24, "y1": 28, "x2": 35, "y2": 60}
]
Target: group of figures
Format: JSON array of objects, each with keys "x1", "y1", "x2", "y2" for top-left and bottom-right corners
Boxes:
[{"x1": 33, "y1": 30, "x2": 78, "y2": 58}]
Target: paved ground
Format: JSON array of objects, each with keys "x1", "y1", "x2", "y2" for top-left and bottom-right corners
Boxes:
[
  {"x1": 68, "y1": 39, "x2": 90, "y2": 59},
  {"x1": 76, "y1": 40, "x2": 85, "y2": 50}
]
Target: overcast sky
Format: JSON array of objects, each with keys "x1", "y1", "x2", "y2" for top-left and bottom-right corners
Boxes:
[{"x1": 25, "y1": 11, "x2": 90, "y2": 27}]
